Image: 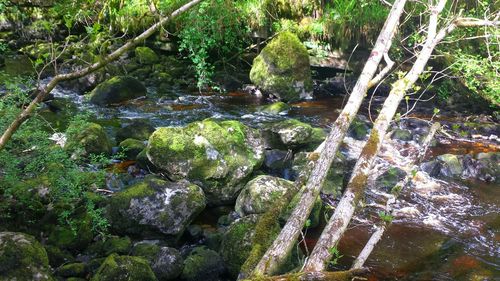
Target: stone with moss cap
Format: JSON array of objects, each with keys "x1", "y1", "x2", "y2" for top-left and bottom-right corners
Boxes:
[
  {"x1": 88, "y1": 76, "x2": 147, "y2": 106},
  {"x1": 146, "y1": 119, "x2": 264, "y2": 205},
  {"x1": 181, "y1": 246, "x2": 225, "y2": 281},
  {"x1": 119, "y1": 138, "x2": 146, "y2": 160},
  {"x1": 250, "y1": 31, "x2": 313, "y2": 102},
  {"x1": 131, "y1": 242, "x2": 183, "y2": 281},
  {"x1": 65, "y1": 122, "x2": 112, "y2": 156},
  {"x1": 263, "y1": 118, "x2": 326, "y2": 148},
  {"x1": 0, "y1": 232, "x2": 54, "y2": 280},
  {"x1": 235, "y1": 175, "x2": 295, "y2": 217},
  {"x1": 105, "y1": 176, "x2": 206, "y2": 238},
  {"x1": 258, "y1": 101, "x2": 291, "y2": 115},
  {"x1": 135, "y1": 46, "x2": 159, "y2": 64},
  {"x1": 90, "y1": 254, "x2": 157, "y2": 281}
]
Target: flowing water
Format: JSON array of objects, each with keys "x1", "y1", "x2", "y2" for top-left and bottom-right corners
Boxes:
[{"x1": 43, "y1": 79, "x2": 499, "y2": 280}]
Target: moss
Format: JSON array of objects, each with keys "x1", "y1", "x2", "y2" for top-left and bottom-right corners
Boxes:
[
  {"x1": 47, "y1": 211, "x2": 94, "y2": 251},
  {"x1": 135, "y1": 46, "x2": 159, "y2": 64},
  {"x1": 250, "y1": 32, "x2": 312, "y2": 101},
  {"x1": 259, "y1": 102, "x2": 291, "y2": 115},
  {"x1": 88, "y1": 76, "x2": 147, "y2": 106},
  {"x1": 65, "y1": 122, "x2": 112, "y2": 156},
  {"x1": 45, "y1": 245, "x2": 75, "y2": 267},
  {"x1": 118, "y1": 138, "x2": 146, "y2": 160},
  {"x1": 91, "y1": 254, "x2": 157, "y2": 281},
  {"x1": 56, "y1": 262, "x2": 86, "y2": 278},
  {"x1": 131, "y1": 243, "x2": 161, "y2": 261},
  {"x1": 181, "y1": 247, "x2": 225, "y2": 281},
  {"x1": 0, "y1": 232, "x2": 53, "y2": 280},
  {"x1": 87, "y1": 236, "x2": 132, "y2": 257},
  {"x1": 116, "y1": 119, "x2": 155, "y2": 143}
]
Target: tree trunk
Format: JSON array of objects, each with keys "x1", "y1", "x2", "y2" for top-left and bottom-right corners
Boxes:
[
  {"x1": 244, "y1": 268, "x2": 368, "y2": 281},
  {"x1": 303, "y1": 0, "x2": 451, "y2": 271},
  {"x1": 351, "y1": 122, "x2": 441, "y2": 270},
  {"x1": 0, "y1": 0, "x2": 204, "y2": 151},
  {"x1": 251, "y1": 0, "x2": 408, "y2": 276}
]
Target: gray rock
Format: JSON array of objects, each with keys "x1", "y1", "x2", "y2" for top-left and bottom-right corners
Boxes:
[{"x1": 89, "y1": 76, "x2": 147, "y2": 106}]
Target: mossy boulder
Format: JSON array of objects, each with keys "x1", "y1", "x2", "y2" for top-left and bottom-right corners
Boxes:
[
  {"x1": 116, "y1": 119, "x2": 155, "y2": 143},
  {"x1": 146, "y1": 119, "x2": 264, "y2": 205},
  {"x1": 86, "y1": 236, "x2": 132, "y2": 257},
  {"x1": 0, "y1": 232, "x2": 54, "y2": 280},
  {"x1": 106, "y1": 176, "x2": 206, "y2": 237},
  {"x1": 220, "y1": 215, "x2": 258, "y2": 278},
  {"x1": 65, "y1": 122, "x2": 112, "y2": 156},
  {"x1": 91, "y1": 254, "x2": 157, "y2": 281},
  {"x1": 135, "y1": 46, "x2": 159, "y2": 65},
  {"x1": 181, "y1": 247, "x2": 225, "y2": 281},
  {"x1": 263, "y1": 119, "x2": 326, "y2": 148},
  {"x1": 47, "y1": 211, "x2": 94, "y2": 251},
  {"x1": 235, "y1": 175, "x2": 295, "y2": 217},
  {"x1": 258, "y1": 101, "x2": 291, "y2": 115},
  {"x1": 250, "y1": 32, "x2": 312, "y2": 102},
  {"x1": 89, "y1": 76, "x2": 147, "y2": 106},
  {"x1": 131, "y1": 243, "x2": 183, "y2": 280},
  {"x1": 119, "y1": 138, "x2": 146, "y2": 160}
]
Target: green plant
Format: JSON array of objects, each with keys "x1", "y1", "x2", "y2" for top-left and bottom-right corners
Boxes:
[
  {"x1": 178, "y1": 0, "x2": 248, "y2": 89},
  {"x1": 378, "y1": 211, "x2": 394, "y2": 223},
  {"x1": 328, "y1": 246, "x2": 343, "y2": 266}
]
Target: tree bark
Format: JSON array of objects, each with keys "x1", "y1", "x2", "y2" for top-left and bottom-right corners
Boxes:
[
  {"x1": 351, "y1": 122, "x2": 441, "y2": 270},
  {"x1": 0, "y1": 0, "x2": 204, "y2": 151},
  {"x1": 303, "y1": 0, "x2": 452, "y2": 271},
  {"x1": 251, "y1": 0, "x2": 408, "y2": 276}
]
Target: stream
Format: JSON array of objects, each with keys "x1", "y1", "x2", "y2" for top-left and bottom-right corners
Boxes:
[{"x1": 39, "y1": 75, "x2": 500, "y2": 281}]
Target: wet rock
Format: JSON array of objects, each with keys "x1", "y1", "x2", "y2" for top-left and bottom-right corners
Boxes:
[
  {"x1": 263, "y1": 149, "x2": 290, "y2": 170},
  {"x1": 119, "y1": 138, "x2": 146, "y2": 160},
  {"x1": 106, "y1": 176, "x2": 206, "y2": 238},
  {"x1": 65, "y1": 122, "x2": 112, "y2": 156},
  {"x1": 0, "y1": 232, "x2": 54, "y2": 280},
  {"x1": 181, "y1": 247, "x2": 225, "y2": 281},
  {"x1": 235, "y1": 175, "x2": 294, "y2": 217},
  {"x1": 132, "y1": 243, "x2": 184, "y2": 281},
  {"x1": 55, "y1": 262, "x2": 86, "y2": 278},
  {"x1": 437, "y1": 154, "x2": 463, "y2": 177},
  {"x1": 116, "y1": 119, "x2": 155, "y2": 143},
  {"x1": 250, "y1": 32, "x2": 313, "y2": 102},
  {"x1": 375, "y1": 167, "x2": 407, "y2": 192},
  {"x1": 263, "y1": 119, "x2": 326, "y2": 148},
  {"x1": 135, "y1": 46, "x2": 159, "y2": 65},
  {"x1": 391, "y1": 128, "x2": 413, "y2": 141},
  {"x1": 89, "y1": 76, "x2": 147, "y2": 106},
  {"x1": 187, "y1": 225, "x2": 203, "y2": 240},
  {"x1": 258, "y1": 101, "x2": 291, "y2": 115},
  {"x1": 91, "y1": 254, "x2": 157, "y2": 281},
  {"x1": 146, "y1": 119, "x2": 264, "y2": 205}
]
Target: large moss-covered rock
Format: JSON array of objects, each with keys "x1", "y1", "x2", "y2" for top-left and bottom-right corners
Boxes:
[
  {"x1": 135, "y1": 46, "x2": 159, "y2": 65},
  {"x1": 91, "y1": 254, "x2": 157, "y2": 281},
  {"x1": 235, "y1": 175, "x2": 295, "y2": 217},
  {"x1": 106, "y1": 176, "x2": 206, "y2": 237},
  {"x1": 89, "y1": 76, "x2": 147, "y2": 106},
  {"x1": 181, "y1": 247, "x2": 225, "y2": 281},
  {"x1": 250, "y1": 32, "x2": 312, "y2": 102},
  {"x1": 65, "y1": 122, "x2": 112, "y2": 156},
  {"x1": 220, "y1": 215, "x2": 258, "y2": 277},
  {"x1": 0, "y1": 232, "x2": 54, "y2": 280},
  {"x1": 146, "y1": 119, "x2": 264, "y2": 205}
]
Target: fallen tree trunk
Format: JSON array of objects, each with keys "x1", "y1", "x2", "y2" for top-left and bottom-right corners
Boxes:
[
  {"x1": 250, "y1": 0, "x2": 408, "y2": 276},
  {"x1": 351, "y1": 122, "x2": 441, "y2": 269},
  {"x1": 0, "y1": 0, "x2": 204, "y2": 151},
  {"x1": 303, "y1": 0, "x2": 496, "y2": 270},
  {"x1": 244, "y1": 268, "x2": 368, "y2": 281}
]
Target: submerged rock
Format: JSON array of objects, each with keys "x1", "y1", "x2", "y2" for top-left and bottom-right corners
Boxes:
[
  {"x1": 146, "y1": 119, "x2": 264, "y2": 205},
  {"x1": 181, "y1": 247, "x2": 225, "y2": 281},
  {"x1": 65, "y1": 122, "x2": 112, "y2": 156},
  {"x1": 91, "y1": 254, "x2": 157, "y2": 281},
  {"x1": 89, "y1": 76, "x2": 147, "y2": 106},
  {"x1": 250, "y1": 32, "x2": 313, "y2": 102},
  {"x1": 106, "y1": 176, "x2": 206, "y2": 237},
  {"x1": 0, "y1": 232, "x2": 54, "y2": 281},
  {"x1": 235, "y1": 175, "x2": 295, "y2": 217}
]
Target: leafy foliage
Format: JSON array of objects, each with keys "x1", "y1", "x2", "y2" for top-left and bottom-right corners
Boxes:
[{"x1": 0, "y1": 74, "x2": 108, "y2": 235}]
